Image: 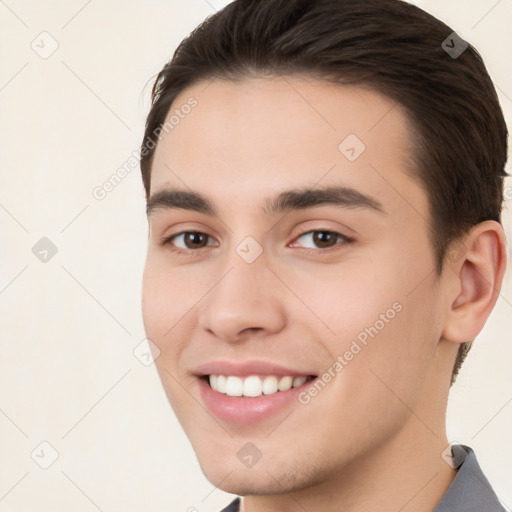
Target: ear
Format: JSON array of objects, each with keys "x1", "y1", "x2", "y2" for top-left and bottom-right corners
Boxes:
[{"x1": 441, "y1": 221, "x2": 507, "y2": 343}]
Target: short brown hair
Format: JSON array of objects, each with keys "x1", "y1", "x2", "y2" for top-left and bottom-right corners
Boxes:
[{"x1": 140, "y1": 0, "x2": 508, "y2": 383}]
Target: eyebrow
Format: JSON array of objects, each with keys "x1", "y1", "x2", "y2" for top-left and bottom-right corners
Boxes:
[{"x1": 146, "y1": 185, "x2": 385, "y2": 217}]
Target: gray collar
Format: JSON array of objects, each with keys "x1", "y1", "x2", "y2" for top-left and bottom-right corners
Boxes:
[{"x1": 433, "y1": 444, "x2": 505, "y2": 511}]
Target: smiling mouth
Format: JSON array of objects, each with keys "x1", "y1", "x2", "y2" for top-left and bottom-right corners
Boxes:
[{"x1": 203, "y1": 374, "x2": 317, "y2": 397}]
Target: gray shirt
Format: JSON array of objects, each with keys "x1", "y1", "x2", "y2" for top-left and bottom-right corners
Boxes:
[{"x1": 219, "y1": 445, "x2": 506, "y2": 511}]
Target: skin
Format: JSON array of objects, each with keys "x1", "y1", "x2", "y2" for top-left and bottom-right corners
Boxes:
[{"x1": 141, "y1": 76, "x2": 507, "y2": 512}]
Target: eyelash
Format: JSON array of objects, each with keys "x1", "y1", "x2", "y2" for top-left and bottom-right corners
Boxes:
[{"x1": 160, "y1": 228, "x2": 354, "y2": 257}]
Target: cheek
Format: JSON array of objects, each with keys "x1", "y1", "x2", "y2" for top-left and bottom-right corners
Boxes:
[
  {"x1": 328, "y1": 275, "x2": 440, "y2": 421},
  {"x1": 290, "y1": 262, "x2": 401, "y2": 347},
  {"x1": 141, "y1": 271, "x2": 168, "y2": 339},
  {"x1": 142, "y1": 260, "x2": 198, "y2": 420},
  {"x1": 141, "y1": 255, "x2": 200, "y2": 336},
  {"x1": 141, "y1": 258, "x2": 187, "y2": 376},
  {"x1": 310, "y1": 249, "x2": 438, "y2": 386}
]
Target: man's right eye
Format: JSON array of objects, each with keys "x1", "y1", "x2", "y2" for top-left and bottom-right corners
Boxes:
[{"x1": 161, "y1": 231, "x2": 218, "y2": 254}]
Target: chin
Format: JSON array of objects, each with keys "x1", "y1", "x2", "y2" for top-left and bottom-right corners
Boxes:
[
  {"x1": 197, "y1": 451, "x2": 326, "y2": 498},
  {"x1": 200, "y1": 465, "x2": 285, "y2": 496}
]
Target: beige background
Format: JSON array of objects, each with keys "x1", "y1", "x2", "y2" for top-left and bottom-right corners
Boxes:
[{"x1": 0, "y1": 1, "x2": 511, "y2": 510}]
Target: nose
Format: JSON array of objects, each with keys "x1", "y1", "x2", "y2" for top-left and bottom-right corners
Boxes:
[{"x1": 197, "y1": 255, "x2": 287, "y2": 343}]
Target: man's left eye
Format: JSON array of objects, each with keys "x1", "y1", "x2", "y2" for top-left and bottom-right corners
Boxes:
[{"x1": 290, "y1": 230, "x2": 353, "y2": 251}]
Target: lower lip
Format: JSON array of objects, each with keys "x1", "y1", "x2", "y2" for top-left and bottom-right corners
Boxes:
[{"x1": 197, "y1": 377, "x2": 312, "y2": 425}]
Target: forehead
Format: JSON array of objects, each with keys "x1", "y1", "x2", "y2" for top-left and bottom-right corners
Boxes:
[{"x1": 149, "y1": 76, "x2": 427, "y2": 219}]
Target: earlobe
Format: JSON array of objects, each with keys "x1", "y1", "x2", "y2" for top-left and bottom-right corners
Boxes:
[{"x1": 441, "y1": 221, "x2": 507, "y2": 344}]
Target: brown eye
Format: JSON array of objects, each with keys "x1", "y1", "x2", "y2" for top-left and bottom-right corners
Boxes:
[
  {"x1": 292, "y1": 229, "x2": 349, "y2": 251},
  {"x1": 182, "y1": 232, "x2": 209, "y2": 249},
  {"x1": 163, "y1": 231, "x2": 216, "y2": 251},
  {"x1": 311, "y1": 231, "x2": 338, "y2": 248}
]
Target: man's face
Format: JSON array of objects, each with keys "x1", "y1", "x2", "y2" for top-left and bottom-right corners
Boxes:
[{"x1": 142, "y1": 77, "x2": 450, "y2": 494}]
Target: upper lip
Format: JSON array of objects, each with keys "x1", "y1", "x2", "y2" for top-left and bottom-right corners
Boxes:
[{"x1": 194, "y1": 360, "x2": 316, "y2": 378}]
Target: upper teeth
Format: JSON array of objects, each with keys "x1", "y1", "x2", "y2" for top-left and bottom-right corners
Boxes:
[{"x1": 209, "y1": 375, "x2": 308, "y2": 397}]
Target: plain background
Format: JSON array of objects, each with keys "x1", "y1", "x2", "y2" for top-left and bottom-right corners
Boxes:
[{"x1": 1, "y1": 1, "x2": 511, "y2": 510}]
